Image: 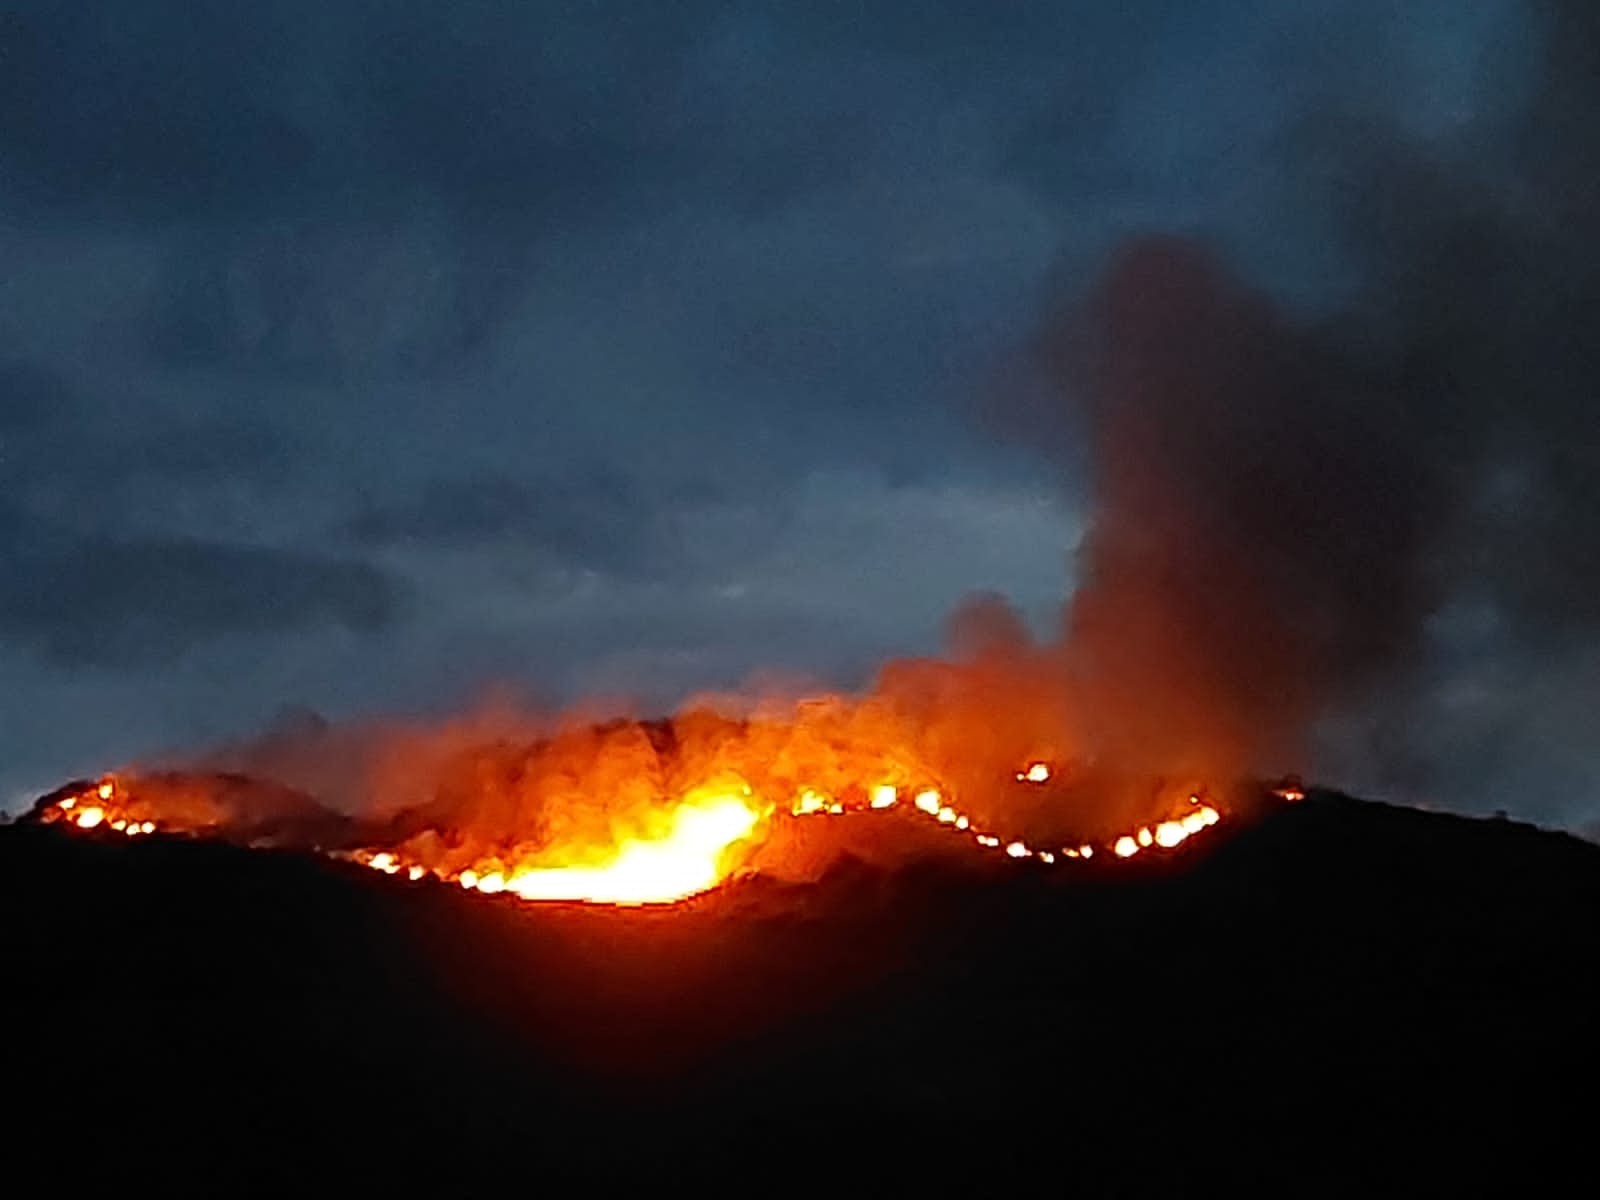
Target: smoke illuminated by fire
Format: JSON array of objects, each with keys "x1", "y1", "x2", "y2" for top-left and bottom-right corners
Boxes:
[
  {"x1": 30, "y1": 605, "x2": 1243, "y2": 907},
  {"x1": 38, "y1": 749, "x2": 1226, "y2": 906}
]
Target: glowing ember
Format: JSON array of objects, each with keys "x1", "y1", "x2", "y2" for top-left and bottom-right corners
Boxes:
[
  {"x1": 1019, "y1": 762, "x2": 1051, "y2": 783},
  {"x1": 1272, "y1": 775, "x2": 1307, "y2": 802}
]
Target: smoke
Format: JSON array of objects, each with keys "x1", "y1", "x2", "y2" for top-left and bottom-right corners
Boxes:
[
  {"x1": 36, "y1": 5, "x2": 1600, "y2": 840},
  {"x1": 1032, "y1": 238, "x2": 1447, "y2": 782},
  {"x1": 1008, "y1": 0, "x2": 1600, "y2": 811}
]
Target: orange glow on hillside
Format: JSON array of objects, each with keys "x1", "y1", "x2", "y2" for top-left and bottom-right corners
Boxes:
[{"x1": 40, "y1": 739, "x2": 1236, "y2": 907}]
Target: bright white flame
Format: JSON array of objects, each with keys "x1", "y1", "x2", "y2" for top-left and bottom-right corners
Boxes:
[
  {"x1": 1154, "y1": 821, "x2": 1187, "y2": 848},
  {"x1": 870, "y1": 785, "x2": 898, "y2": 809},
  {"x1": 503, "y1": 792, "x2": 761, "y2": 906},
  {"x1": 794, "y1": 789, "x2": 829, "y2": 815},
  {"x1": 1114, "y1": 836, "x2": 1139, "y2": 858},
  {"x1": 914, "y1": 790, "x2": 942, "y2": 816}
]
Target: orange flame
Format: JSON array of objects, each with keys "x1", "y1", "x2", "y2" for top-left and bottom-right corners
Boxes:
[
  {"x1": 43, "y1": 749, "x2": 1233, "y2": 906},
  {"x1": 498, "y1": 788, "x2": 763, "y2": 905}
]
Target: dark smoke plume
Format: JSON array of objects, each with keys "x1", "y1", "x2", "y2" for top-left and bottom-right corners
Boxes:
[
  {"x1": 91, "y1": 4, "x2": 1600, "y2": 833},
  {"x1": 1018, "y1": 0, "x2": 1600, "y2": 810}
]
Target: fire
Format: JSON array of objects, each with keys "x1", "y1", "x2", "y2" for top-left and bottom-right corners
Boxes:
[
  {"x1": 40, "y1": 746, "x2": 1236, "y2": 907},
  {"x1": 38, "y1": 779, "x2": 163, "y2": 840},
  {"x1": 1272, "y1": 775, "x2": 1307, "y2": 803},
  {"x1": 794, "y1": 789, "x2": 830, "y2": 815},
  {"x1": 498, "y1": 790, "x2": 762, "y2": 905}
]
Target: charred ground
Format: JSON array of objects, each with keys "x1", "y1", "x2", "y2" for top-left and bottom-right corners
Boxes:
[{"x1": 5, "y1": 792, "x2": 1596, "y2": 1193}]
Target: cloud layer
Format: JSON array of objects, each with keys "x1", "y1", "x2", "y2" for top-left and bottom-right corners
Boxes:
[{"x1": 3, "y1": 1, "x2": 1595, "y2": 825}]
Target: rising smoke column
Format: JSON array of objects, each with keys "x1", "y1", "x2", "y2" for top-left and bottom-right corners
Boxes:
[
  {"x1": 1014, "y1": 0, "x2": 1600, "y2": 807},
  {"x1": 1028, "y1": 236, "x2": 1448, "y2": 787}
]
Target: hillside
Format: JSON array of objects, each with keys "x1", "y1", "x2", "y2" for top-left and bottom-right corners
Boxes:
[{"x1": 5, "y1": 793, "x2": 1596, "y2": 1193}]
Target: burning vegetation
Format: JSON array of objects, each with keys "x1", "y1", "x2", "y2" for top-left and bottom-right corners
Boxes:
[
  {"x1": 35, "y1": 705, "x2": 1230, "y2": 907},
  {"x1": 28, "y1": 224, "x2": 1367, "y2": 912}
]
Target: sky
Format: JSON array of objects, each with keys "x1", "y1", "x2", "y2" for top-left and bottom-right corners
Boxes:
[{"x1": 2, "y1": 1, "x2": 1596, "y2": 829}]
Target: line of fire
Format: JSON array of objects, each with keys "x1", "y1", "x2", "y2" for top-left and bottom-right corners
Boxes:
[{"x1": 26, "y1": 703, "x2": 1305, "y2": 908}]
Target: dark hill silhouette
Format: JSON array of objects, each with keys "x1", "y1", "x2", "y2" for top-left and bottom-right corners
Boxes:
[{"x1": 4, "y1": 792, "x2": 1596, "y2": 1194}]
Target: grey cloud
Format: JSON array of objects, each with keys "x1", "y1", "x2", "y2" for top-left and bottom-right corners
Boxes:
[
  {"x1": 3, "y1": 0, "x2": 1590, "y2": 828},
  {"x1": 1, "y1": 360, "x2": 297, "y2": 532},
  {"x1": 151, "y1": 216, "x2": 532, "y2": 380},
  {"x1": 2, "y1": 361, "x2": 402, "y2": 668},
  {"x1": 0, "y1": 0, "x2": 1324, "y2": 229},
  {"x1": 344, "y1": 473, "x2": 690, "y2": 579},
  {"x1": 1, "y1": 525, "x2": 404, "y2": 667},
  {"x1": 0, "y1": 4, "x2": 317, "y2": 217}
]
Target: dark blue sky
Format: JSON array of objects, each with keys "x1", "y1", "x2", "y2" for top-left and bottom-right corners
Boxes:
[{"x1": 3, "y1": 1, "x2": 1596, "y2": 830}]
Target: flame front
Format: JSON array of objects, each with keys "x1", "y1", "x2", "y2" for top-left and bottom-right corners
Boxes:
[{"x1": 41, "y1": 732, "x2": 1232, "y2": 908}]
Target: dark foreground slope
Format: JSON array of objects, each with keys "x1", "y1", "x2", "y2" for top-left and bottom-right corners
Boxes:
[{"x1": 4, "y1": 793, "x2": 1597, "y2": 1194}]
